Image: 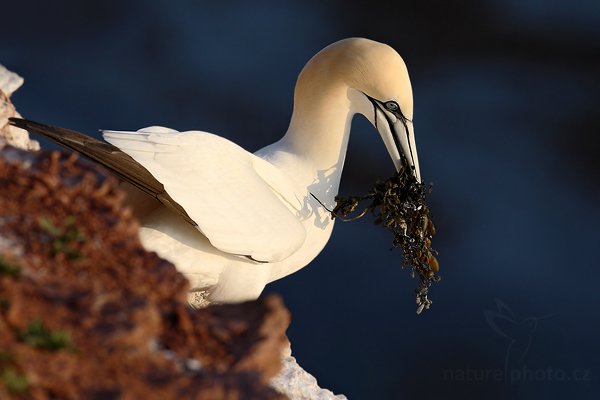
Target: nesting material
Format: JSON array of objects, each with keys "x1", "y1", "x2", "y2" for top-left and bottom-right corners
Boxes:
[{"x1": 332, "y1": 164, "x2": 440, "y2": 314}]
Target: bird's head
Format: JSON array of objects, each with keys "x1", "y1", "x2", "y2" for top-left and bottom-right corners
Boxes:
[{"x1": 296, "y1": 38, "x2": 421, "y2": 183}]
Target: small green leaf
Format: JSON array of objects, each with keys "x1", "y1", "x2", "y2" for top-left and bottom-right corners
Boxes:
[
  {"x1": 38, "y1": 215, "x2": 62, "y2": 236},
  {"x1": 2, "y1": 368, "x2": 28, "y2": 394},
  {"x1": 0, "y1": 256, "x2": 20, "y2": 277},
  {"x1": 17, "y1": 320, "x2": 73, "y2": 351},
  {"x1": 38, "y1": 216, "x2": 85, "y2": 259}
]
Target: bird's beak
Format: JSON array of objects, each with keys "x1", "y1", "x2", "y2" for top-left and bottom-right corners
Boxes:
[
  {"x1": 373, "y1": 105, "x2": 422, "y2": 183},
  {"x1": 401, "y1": 121, "x2": 421, "y2": 183}
]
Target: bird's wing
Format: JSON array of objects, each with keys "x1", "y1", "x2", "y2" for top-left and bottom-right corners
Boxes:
[
  {"x1": 8, "y1": 118, "x2": 196, "y2": 225},
  {"x1": 103, "y1": 128, "x2": 307, "y2": 262}
]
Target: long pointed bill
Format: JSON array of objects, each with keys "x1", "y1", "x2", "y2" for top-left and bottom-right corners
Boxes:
[
  {"x1": 398, "y1": 120, "x2": 421, "y2": 183},
  {"x1": 374, "y1": 107, "x2": 422, "y2": 183}
]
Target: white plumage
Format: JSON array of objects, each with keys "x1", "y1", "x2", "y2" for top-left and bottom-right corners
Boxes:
[{"x1": 103, "y1": 129, "x2": 307, "y2": 262}]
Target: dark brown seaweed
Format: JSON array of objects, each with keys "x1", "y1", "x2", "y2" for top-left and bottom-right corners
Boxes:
[{"x1": 333, "y1": 164, "x2": 440, "y2": 314}]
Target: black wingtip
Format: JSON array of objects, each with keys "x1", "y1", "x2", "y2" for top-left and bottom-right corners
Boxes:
[
  {"x1": 8, "y1": 117, "x2": 44, "y2": 131},
  {"x1": 8, "y1": 116, "x2": 25, "y2": 127}
]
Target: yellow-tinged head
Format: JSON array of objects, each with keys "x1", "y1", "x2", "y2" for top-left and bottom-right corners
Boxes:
[{"x1": 294, "y1": 38, "x2": 420, "y2": 182}]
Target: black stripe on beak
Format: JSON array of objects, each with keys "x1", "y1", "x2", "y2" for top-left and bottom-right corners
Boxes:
[{"x1": 365, "y1": 94, "x2": 416, "y2": 171}]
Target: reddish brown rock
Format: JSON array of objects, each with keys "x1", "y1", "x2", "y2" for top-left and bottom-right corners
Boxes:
[{"x1": 0, "y1": 147, "x2": 289, "y2": 399}]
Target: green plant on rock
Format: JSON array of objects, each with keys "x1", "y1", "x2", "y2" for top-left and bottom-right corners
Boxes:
[
  {"x1": 17, "y1": 320, "x2": 73, "y2": 351},
  {"x1": 0, "y1": 256, "x2": 20, "y2": 277},
  {"x1": 38, "y1": 215, "x2": 85, "y2": 259},
  {"x1": 1, "y1": 368, "x2": 28, "y2": 394}
]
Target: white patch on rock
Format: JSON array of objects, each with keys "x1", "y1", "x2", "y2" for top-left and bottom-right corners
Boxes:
[
  {"x1": 0, "y1": 64, "x2": 40, "y2": 151},
  {"x1": 271, "y1": 354, "x2": 348, "y2": 400}
]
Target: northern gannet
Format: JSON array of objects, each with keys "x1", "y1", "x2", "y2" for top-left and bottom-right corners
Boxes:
[{"x1": 11, "y1": 38, "x2": 422, "y2": 303}]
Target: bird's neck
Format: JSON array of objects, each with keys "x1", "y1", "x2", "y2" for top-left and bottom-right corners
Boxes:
[
  {"x1": 288, "y1": 85, "x2": 354, "y2": 163},
  {"x1": 270, "y1": 85, "x2": 363, "y2": 207}
]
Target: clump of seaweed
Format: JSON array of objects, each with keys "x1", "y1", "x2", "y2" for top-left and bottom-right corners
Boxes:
[{"x1": 330, "y1": 164, "x2": 440, "y2": 314}]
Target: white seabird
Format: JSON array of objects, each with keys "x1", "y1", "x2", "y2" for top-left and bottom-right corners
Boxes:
[{"x1": 11, "y1": 38, "x2": 422, "y2": 303}]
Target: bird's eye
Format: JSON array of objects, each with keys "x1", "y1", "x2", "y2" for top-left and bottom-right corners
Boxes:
[{"x1": 385, "y1": 101, "x2": 399, "y2": 112}]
